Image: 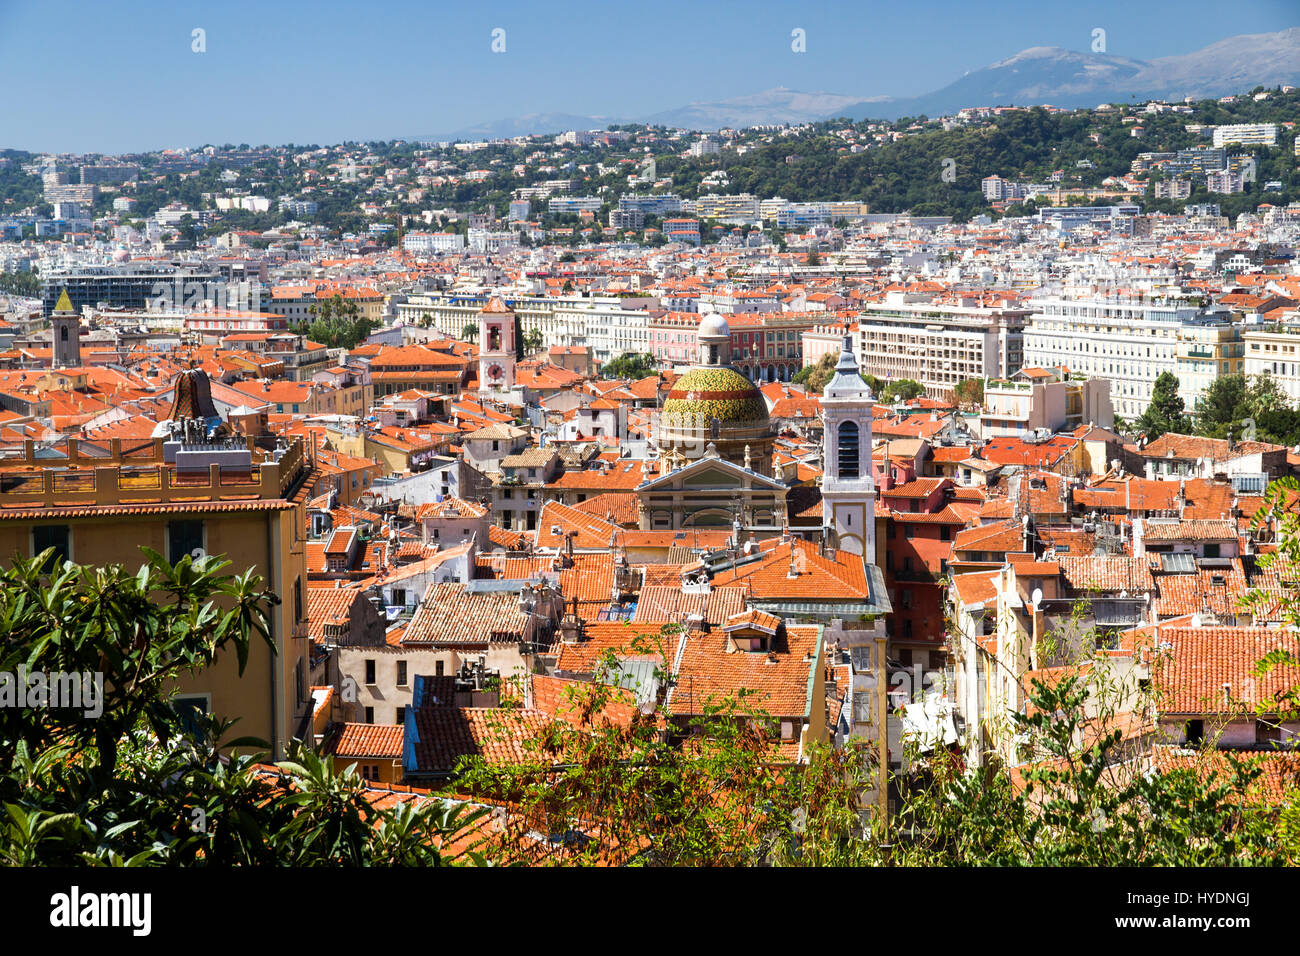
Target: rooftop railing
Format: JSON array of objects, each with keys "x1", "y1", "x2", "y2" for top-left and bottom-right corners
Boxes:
[{"x1": 0, "y1": 436, "x2": 307, "y2": 507}]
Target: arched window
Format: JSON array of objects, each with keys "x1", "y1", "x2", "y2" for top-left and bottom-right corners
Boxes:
[
  {"x1": 837, "y1": 420, "x2": 859, "y2": 479},
  {"x1": 487, "y1": 327, "x2": 501, "y2": 351},
  {"x1": 60, "y1": 325, "x2": 69, "y2": 342}
]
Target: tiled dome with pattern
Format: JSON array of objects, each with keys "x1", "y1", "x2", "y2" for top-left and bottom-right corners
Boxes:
[{"x1": 661, "y1": 366, "x2": 769, "y2": 426}]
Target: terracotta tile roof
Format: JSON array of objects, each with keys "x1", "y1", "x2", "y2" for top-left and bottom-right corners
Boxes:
[
  {"x1": 306, "y1": 586, "x2": 363, "y2": 640},
  {"x1": 1141, "y1": 432, "x2": 1283, "y2": 463},
  {"x1": 669, "y1": 624, "x2": 822, "y2": 720},
  {"x1": 553, "y1": 621, "x2": 674, "y2": 674},
  {"x1": 487, "y1": 524, "x2": 532, "y2": 550},
  {"x1": 1154, "y1": 750, "x2": 1300, "y2": 806},
  {"x1": 953, "y1": 519, "x2": 1024, "y2": 555},
  {"x1": 981, "y1": 435, "x2": 1078, "y2": 468},
  {"x1": 929, "y1": 445, "x2": 979, "y2": 463},
  {"x1": 476, "y1": 551, "x2": 616, "y2": 609},
  {"x1": 888, "y1": 505, "x2": 969, "y2": 524},
  {"x1": 881, "y1": 477, "x2": 948, "y2": 499},
  {"x1": 632, "y1": 586, "x2": 746, "y2": 625},
  {"x1": 1056, "y1": 555, "x2": 1155, "y2": 593},
  {"x1": 951, "y1": 570, "x2": 999, "y2": 610},
  {"x1": 415, "y1": 496, "x2": 488, "y2": 520},
  {"x1": 1141, "y1": 518, "x2": 1238, "y2": 542},
  {"x1": 325, "y1": 722, "x2": 404, "y2": 759},
  {"x1": 408, "y1": 707, "x2": 551, "y2": 776},
  {"x1": 979, "y1": 498, "x2": 1015, "y2": 519},
  {"x1": 1153, "y1": 626, "x2": 1300, "y2": 714},
  {"x1": 1038, "y1": 526, "x2": 1099, "y2": 556},
  {"x1": 722, "y1": 609, "x2": 783, "y2": 633},
  {"x1": 548, "y1": 460, "x2": 645, "y2": 491},
  {"x1": 1153, "y1": 560, "x2": 1249, "y2": 618},
  {"x1": 570, "y1": 492, "x2": 639, "y2": 526},
  {"x1": 534, "y1": 500, "x2": 619, "y2": 549},
  {"x1": 722, "y1": 538, "x2": 872, "y2": 601},
  {"x1": 500, "y1": 447, "x2": 557, "y2": 469},
  {"x1": 530, "y1": 672, "x2": 642, "y2": 728},
  {"x1": 402, "y1": 581, "x2": 532, "y2": 646}
]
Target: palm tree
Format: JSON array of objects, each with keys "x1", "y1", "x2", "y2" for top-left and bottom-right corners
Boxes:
[{"x1": 461, "y1": 323, "x2": 479, "y2": 342}]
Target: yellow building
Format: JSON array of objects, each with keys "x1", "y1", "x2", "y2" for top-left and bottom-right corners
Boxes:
[
  {"x1": 1176, "y1": 323, "x2": 1244, "y2": 404},
  {"x1": 0, "y1": 373, "x2": 316, "y2": 758}
]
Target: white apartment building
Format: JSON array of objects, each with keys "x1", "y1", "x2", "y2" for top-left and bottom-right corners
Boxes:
[
  {"x1": 852, "y1": 294, "x2": 1028, "y2": 398},
  {"x1": 393, "y1": 293, "x2": 656, "y2": 364},
  {"x1": 694, "y1": 193, "x2": 761, "y2": 222},
  {"x1": 467, "y1": 228, "x2": 519, "y2": 254},
  {"x1": 547, "y1": 196, "x2": 602, "y2": 215},
  {"x1": 1023, "y1": 297, "x2": 1238, "y2": 419},
  {"x1": 1243, "y1": 322, "x2": 1300, "y2": 404},
  {"x1": 403, "y1": 231, "x2": 466, "y2": 254},
  {"x1": 1206, "y1": 169, "x2": 1244, "y2": 194},
  {"x1": 1212, "y1": 124, "x2": 1277, "y2": 148}
]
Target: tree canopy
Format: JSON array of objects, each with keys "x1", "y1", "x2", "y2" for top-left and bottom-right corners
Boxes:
[
  {"x1": 600, "y1": 352, "x2": 656, "y2": 380},
  {"x1": 291, "y1": 294, "x2": 377, "y2": 349},
  {"x1": 1137, "y1": 371, "x2": 1189, "y2": 440}
]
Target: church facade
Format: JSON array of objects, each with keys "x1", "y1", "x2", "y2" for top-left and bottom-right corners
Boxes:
[{"x1": 636, "y1": 318, "x2": 878, "y2": 553}]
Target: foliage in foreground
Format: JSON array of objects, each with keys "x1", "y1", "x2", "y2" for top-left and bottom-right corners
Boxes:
[
  {"x1": 0, "y1": 551, "x2": 483, "y2": 865},
  {"x1": 2, "y1": 531, "x2": 1299, "y2": 865}
]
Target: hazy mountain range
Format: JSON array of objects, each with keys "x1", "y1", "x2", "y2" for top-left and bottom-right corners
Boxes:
[{"x1": 420, "y1": 27, "x2": 1300, "y2": 140}]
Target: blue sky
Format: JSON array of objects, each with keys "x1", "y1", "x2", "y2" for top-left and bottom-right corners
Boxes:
[{"x1": 1, "y1": 0, "x2": 1296, "y2": 153}]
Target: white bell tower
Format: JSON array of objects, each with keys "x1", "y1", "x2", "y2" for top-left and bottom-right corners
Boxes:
[{"x1": 820, "y1": 333, "x2": 876, "y2": 558}]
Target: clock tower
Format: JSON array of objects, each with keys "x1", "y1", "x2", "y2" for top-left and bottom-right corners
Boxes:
[{"x1": 478, "y1": 294, "x2": 517, "y2": 396}]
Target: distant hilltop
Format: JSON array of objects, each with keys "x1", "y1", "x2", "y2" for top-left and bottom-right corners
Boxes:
[{"x1": 415, "y1": 28, "x2": 1300, "y2": 139}]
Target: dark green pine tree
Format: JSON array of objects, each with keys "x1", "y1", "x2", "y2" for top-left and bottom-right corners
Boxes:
[{"x1": 1138, "y1": 371, "x2": 1189, "y2": 440}]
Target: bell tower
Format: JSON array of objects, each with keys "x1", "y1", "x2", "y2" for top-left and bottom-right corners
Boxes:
[
  {"x1": 478, "y1": 294, "x2": 516, "y2": 396},
  {"x1": 51, "y1": 288, "x2": 81, "y2": 369},
  {"x1": 820, "y1": 333, "x2": 876, "y2": 558}
]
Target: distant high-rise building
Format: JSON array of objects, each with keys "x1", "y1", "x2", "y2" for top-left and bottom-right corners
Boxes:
[
  {"x1": 79, "y1": 164, "x2": 138, "y2": 185},
  {"x1": 1212, "y1": 123, "x2": 1277, "y2": 148}
]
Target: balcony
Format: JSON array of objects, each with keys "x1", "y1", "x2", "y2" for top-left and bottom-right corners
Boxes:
[{"x1": 0, "y1": 436, "x2": 308, "y2": 509}]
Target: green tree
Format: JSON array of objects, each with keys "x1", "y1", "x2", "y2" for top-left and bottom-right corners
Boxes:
[
  {"x1": 452, "y1": 628, "x2": 876, "y2": 866},
  {"x1": 1137, "y1": 371, "x2": 1188, "y2": 439},
  {"x1": 792, "y1": 352, "x2": 838, "y2": 394},
  {"x1": 1194, "y1": 373, "x2": 1249, "y2": 439},
  {"x1": 881, "y1": 379, "x2": 925, "y2": 403},
  {"x1": 601, "y1": 352, "x2": 656, "y2": 379},
  {"x1": 0, "y1": 549, "x2": 488, "y2": 865},
  {"x1": 0, "y1": 271, "x2": 40, "y2": 297},
  {"x1": 460, "y1": 322, "x2": 479, "y2": 342},
  {"x1": 953, "y1": 377, "x2": 985, "y2": 407},
  {"x1": 292, "y1": 294, "x2": 377, "y2": 349}
]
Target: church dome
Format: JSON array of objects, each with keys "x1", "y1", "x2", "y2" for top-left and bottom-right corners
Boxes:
[
  {"x1": 662, "y1": 365, "x2": 768, "y2": 426},
  {"x1": 697, "y1": 311, "x2": 730, "y2": 340}
]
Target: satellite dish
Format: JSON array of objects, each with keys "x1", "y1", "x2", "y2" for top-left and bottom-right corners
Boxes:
[{"x1": 1031, "y1": 587, "x2": 1043, "y2": 611}]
